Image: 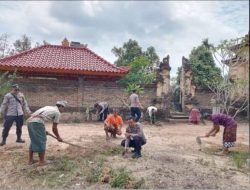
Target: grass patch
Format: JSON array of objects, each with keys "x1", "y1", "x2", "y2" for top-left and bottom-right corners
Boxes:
[
  {"x1": 101, "y1": 146, "x2": 124, "y2": 156},
  {"x1": 50, "y1": 156, "x2": 76, "y2": 172},
  {"x1": 229, "y1": 151, "x2": 249, "y2": 169},
  {"x1": 25, "y1": 146, "x2": 144, "y2": 188},
  {"x1": 30, "y1": 156, "x2": 78, "y2": 188},
  {"x1": 110, "y1": 167, "x2": 131, "y2": 188},
  {"x1": 110, "y1": 167, "x2": 145, "y2": 189},
  {"x1": 85, "y1": 155, "x2": 107, "y2": 183},
  {"x1": 83, "y1": 153, "x2": 145, "y2": 188}
]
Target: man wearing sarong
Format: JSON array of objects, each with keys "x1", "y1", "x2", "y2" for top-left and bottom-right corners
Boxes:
[
  {"x1": 104, "y1": 109, "x2": 123, "y2": 140},
  {"x1": 204, "y1": 113, "x2": 237, "y2": 155},
  {"x1": 121, "y1": 117, "x2": 146, "y2": 159},
  {"x1": 26, "y1": 101, "x2": 67, "y2": 165}
]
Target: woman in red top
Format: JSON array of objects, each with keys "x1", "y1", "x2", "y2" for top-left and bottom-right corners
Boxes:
[{"x1": 189, "y1": 105, "x2": 201, "y2": 125}]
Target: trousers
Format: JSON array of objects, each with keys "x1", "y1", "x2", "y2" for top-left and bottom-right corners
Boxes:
[{"x1": 2, "y1": 115, "x2": 24, "y2": 139}]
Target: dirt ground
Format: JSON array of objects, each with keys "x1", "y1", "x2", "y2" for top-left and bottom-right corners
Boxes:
[{"x1": 0, "y1": 121, "x2": 249, "y2": 189}]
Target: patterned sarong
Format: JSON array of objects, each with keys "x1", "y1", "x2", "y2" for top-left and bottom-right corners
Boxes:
[
  {"x1": 223, "y1": 125, "x2": 237, "y2": 148},
  {"x1": 27, "y1": 122, "x2": 47, "y2": 153}
]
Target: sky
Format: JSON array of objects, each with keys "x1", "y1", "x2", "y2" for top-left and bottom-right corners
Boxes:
[{"x1": 0, "y1": 1, "x2": 249, "y2": 76}]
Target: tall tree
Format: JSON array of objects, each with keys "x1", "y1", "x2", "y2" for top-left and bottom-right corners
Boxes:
[
  {"x1": 118, "y1": 55, "x2": 156, "y2": 86},
  {"x1": 13, "y1": 34, "x2": 32, "y2": 53},
  {"x1": 112, "y1": 39, "x2": 159, "y2": 70},
  {"x1": 209, "y1": 35, "x2": 249, "y2": 118},
  {"x1": 176, "y1": 67, "x2": 181, "y2": 85},
  {"x1": 0, "y1": 71, "x2": 17, "y2": 102},
  {"x1": 188, "y1": 39, "x2": 222, "y2": 88},
  {"x1": 115, "y1": 55, "x2": 156, "y2": 107},
  {"x1": 0, "y1": 33, "x2": 10, "y2": 58},
  {"x1": 112, "y1": 39, "x2": 160, "y2": 106},
  {"x1": 172, "y1": 67, "x2": 182, "y2": 105},
  {"x1": 144, "y1": 46, "x2": 160, "y2": 72},
  {"x1": 112, "y1": 39, "x2": 143, "y2": 67}
]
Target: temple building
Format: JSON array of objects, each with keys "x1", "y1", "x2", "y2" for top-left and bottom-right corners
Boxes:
[{"x1": 0, "y1": 38, "x2": 171, "y2": 121}]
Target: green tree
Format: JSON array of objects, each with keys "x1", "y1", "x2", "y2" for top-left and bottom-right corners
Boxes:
[
  {"x1": 176, "y1": 67, "x2": 181, "y2": 85},
  {"x1": 118, "y1": 55, "x2": 156, "y2": 87},
  {"x1": 13, "y1": 34, "x2": 32, "y2": 53},
  {"x1": 189, "y1": 39, "x2": 222, "y2": 88},
  {"x1": 144, "y1": 46, "x2": 160, "y2": 72},
  {"x1": 112, "y1": 39, "x2": 142, "y2": 67},
  {"x1": 124, "y1": 83, "x2": 144, "y2": 96},
  {"x1": 112, "y1": 39, "x2": 159, "y2": 70},
  {"x1": 0, "y1": 71, "x2": 17, "y2": 102},
  {"x1": 114, "y1": 56, "x2": 155, "y2": 108},
  {"x1": 170, "y1": 76, "x2": 180, "y2": 103},
  {"x1": 171, "y1": 67, "x2": 182, "y2": 106},
  {"x1": 0, "y1": 33, "x2": 10, "y2": 58}
]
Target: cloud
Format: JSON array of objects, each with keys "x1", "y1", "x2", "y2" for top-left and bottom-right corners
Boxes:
[{"x1": 0, "y1": 1, "x2": 248, "y2": 76}]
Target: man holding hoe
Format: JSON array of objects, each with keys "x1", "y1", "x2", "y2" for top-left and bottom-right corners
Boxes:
[
  {"x1": 121, "y1": 117, "x2": 147, "y2": 158},
  {"x1": 26, "y1": 101, "x2": 67, "y2": 165}
]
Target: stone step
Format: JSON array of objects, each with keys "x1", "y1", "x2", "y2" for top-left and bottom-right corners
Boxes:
[
  {"x1": 170, "y1": 112, "x2": 189, "y2": 116},
  {"x1": 170, "y1": 115, "x2": 189, "y2": 119},
  {"x1": 168, "y1": 118, "x2": 189, "y2": 123}
]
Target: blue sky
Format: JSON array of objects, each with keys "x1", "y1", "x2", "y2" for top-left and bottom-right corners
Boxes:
[{"x1": 0, "y1": 1, "x2": 248, "y2": 76}]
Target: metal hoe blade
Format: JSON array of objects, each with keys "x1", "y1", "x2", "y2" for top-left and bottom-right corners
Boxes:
[{"x1": 196, "y1": 136, "x2": 202, "y2": 145}]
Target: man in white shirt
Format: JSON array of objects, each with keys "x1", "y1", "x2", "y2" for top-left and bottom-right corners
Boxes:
[
  {"x1": 147, "y1": 106, "x2": 158, "y2": 124},
  {"x1": 26, "y1": 100, "x2": 67, "y2": 166},
  {"x1": 129, "y1": 90, "x2": 143, "y2": 122},
  {"x1": 94, "y1": 102, "x2": 109, "y2": 121}
]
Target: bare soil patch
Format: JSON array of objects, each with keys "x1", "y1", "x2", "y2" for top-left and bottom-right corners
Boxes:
[{"x1": 0, "y1": 121, "x2": 249, "y2": 189}]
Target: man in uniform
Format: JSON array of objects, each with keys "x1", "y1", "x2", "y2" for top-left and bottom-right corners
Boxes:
[{"x1": 0, "y1": 84, "x2": 31, "y2": 146}]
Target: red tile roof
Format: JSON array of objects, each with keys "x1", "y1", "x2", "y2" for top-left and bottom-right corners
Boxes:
[{"x1": 0, "y1": 45, "x2": 128, "y2": 77}]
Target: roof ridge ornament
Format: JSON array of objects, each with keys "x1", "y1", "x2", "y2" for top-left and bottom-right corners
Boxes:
[{"x1": 62, "y1": 37, "x2": 69, "y2": 47}]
